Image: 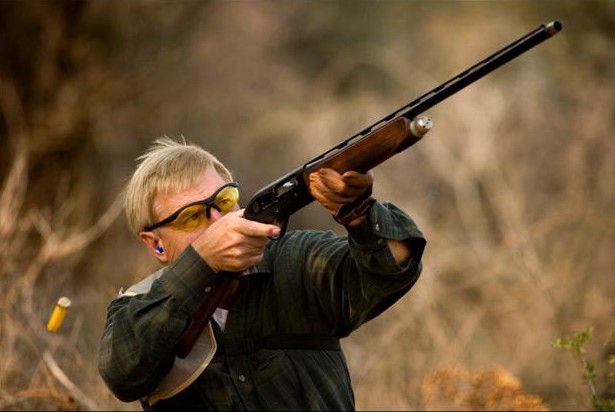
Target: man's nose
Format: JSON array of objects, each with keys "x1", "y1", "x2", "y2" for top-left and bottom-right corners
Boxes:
[{"x1": 207, "y1": 207, "x2": 223, "y2": 224}]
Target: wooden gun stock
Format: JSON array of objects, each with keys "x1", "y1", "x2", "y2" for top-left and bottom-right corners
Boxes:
[
  {"x1": 175, "y1": 275, "x2": 238, "y2": 359},
  {"x1": 302, "y1": 116, "x2": 431, "y2": 178}
]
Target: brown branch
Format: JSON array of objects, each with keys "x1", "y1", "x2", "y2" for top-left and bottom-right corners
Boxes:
[{"x1": 42, "y1": 350, "x2": 99, "y2": 411}]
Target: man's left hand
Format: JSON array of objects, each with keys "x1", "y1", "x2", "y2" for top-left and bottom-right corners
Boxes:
[{"x1": 308, "y1": 168, "x2": 374, "y2": 226}]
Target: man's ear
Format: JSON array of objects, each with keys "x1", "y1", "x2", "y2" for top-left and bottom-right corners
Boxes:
[{"x1": 139, "y1": 231, "x2": 168, "y2": 264}]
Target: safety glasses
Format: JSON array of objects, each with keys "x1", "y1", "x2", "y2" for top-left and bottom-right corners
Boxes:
[{"x1": 144, "y1": 182, "x2": 239, "y2": 232}]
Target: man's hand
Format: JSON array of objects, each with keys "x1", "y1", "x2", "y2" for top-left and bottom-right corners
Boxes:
[
  {"x1": 309, "y1": 168, "x2": 411, "y2": 264},
  {"x1": 308, "y1": 168, "x2": 374, "y2": 226},
  {"x1": 192, "y1": 209, "x2": 280, "y2": 273}
]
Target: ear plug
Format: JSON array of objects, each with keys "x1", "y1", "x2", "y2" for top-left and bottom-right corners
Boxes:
[{"x1": 155, "y1": 246, "x2": 164, "y2": 254}]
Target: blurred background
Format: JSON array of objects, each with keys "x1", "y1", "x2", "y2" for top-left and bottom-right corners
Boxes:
[{"x1": 0, "y1": 0, "x2": 613, "y2": 410}]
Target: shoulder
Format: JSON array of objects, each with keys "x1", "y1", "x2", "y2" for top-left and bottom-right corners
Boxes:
[{"x1": 121, "y1": 267, "x2": 166, "y2": 297}]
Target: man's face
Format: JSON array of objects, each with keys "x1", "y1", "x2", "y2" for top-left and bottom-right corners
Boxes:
[{"x1": 140, "y1": 166, "x2": 237, "y2": 263}]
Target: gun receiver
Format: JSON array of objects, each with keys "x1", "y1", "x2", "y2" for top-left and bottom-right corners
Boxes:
[{"x1": 175, "y1": 21, "x2": 562, "y2": 359}]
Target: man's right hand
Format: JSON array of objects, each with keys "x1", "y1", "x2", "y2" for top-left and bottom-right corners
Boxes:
[{"x1": 192, "y1": 209, "x2": 280, "y2": 273}]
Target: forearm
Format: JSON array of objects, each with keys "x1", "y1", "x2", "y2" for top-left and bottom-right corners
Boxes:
[
  {"x1": 337, "y1": 201, "x2": 424, "y2": 326},
  {"x1": 286, "y1": 201, "x2": 425, "y2": 334}
]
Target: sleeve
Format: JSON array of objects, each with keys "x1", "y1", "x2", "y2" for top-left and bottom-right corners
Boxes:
[
  {"x1": 345, "y1": 200, "x2": 426, "y2": 273},
  {"x1": 289, "y1": 201, "x2": 426, "y2": 336},
  {"x1": 97, "y1": 246, "x2": 219, "y2": 402}
]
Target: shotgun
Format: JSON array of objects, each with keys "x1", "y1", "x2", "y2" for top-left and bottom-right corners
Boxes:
[{"x1": 176, "y1": 20, "x2": 562, "y2": 358}]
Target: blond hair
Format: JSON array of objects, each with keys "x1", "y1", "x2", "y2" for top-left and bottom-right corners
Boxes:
[{"x1": 124, "y1": 136, "x2": 233, "y2": 234}]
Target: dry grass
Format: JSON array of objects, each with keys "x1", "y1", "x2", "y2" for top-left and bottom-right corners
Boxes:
[
  {"x1": 0, "y1": 138, "x2": 124, "y2": 410},
  {"x1": 421, "y1": 365, "x2": 549, "y2": 411}
]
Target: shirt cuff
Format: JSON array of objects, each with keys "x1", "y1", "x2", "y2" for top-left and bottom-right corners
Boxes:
[{"x1": 345, "y1": 201, "x2": 426, "y2": 264}]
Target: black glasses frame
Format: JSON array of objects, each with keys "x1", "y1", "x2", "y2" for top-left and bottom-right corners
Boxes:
[{"x1": 143, "y1": 182, "x2": 239, "y2": 232}]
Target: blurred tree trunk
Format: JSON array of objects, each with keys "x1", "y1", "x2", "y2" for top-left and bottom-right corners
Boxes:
[{"x1": 1, "y1": 1, "x2": 103, "y2": 226}]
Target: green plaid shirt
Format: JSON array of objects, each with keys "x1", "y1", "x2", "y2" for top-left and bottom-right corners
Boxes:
[{"x1": 98, "y1": 201, "x2": 425, "y2": 411}]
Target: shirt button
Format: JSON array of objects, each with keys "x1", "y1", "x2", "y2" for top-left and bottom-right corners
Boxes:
[
  {"x1": 374, "y1": 223, "x2": 380, "y2": 232},
  {"x1": 204, "y1": 286, "x2": 212, "y2": 293},
  {"x1": 237, "y1": 374, "x2": 246, "y2": 383}
]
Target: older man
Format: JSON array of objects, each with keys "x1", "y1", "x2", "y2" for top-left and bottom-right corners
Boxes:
[{"x1": 98, "y1": 137, "x2": 425, "y2": 410}]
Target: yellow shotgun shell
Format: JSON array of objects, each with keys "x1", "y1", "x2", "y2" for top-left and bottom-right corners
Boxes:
[{"x1": 46, "y1": 296, "x2": 72, "y2": 333}]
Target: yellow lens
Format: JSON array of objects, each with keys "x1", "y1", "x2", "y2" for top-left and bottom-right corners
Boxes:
[
  {"x1": 170, "y1": 204, "x2": 208, "y2": 232},
  {"x1": 164, "y1": 185, "x2": 238, "y2": 232},
  {"x1": 215, "y1": 186, "x2": 239, "y2": 212}
]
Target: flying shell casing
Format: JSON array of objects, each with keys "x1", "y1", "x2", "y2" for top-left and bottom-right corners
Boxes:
[{"x1": 46, "y1": 296, "x2": 72, "y2": 333}]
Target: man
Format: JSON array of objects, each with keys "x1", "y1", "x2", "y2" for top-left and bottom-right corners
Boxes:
[{"x1": 98, "y1": 137, "x2": 426, "y2": 411}]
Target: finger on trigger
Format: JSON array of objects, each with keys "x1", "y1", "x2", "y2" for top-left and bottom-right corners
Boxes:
[{"x1": 242, "y1": 219, "x2": 280, "y2": 238}]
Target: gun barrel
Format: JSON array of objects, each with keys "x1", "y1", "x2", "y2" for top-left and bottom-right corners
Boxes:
[
  {"x1": 398, "y1": 20, "x2": 563, "y2": 120},
  {"x1": 339, "y1": 21, "x2": 562, "y2": 145},
  {"x1": 546, "y1": 21, "x2": 563, "y2": 36}
]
